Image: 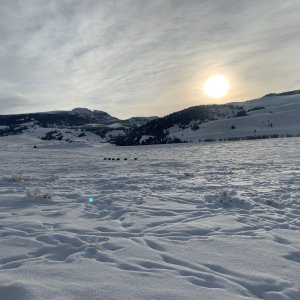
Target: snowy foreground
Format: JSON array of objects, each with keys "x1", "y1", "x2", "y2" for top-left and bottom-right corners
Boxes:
[{"x1": 0, "y1": 136, "x2": 300, "y2": 300}]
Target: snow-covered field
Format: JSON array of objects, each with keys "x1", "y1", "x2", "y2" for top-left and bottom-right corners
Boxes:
[{"x1": 0, "y1": 136, "x2": 299, "y2": 299}]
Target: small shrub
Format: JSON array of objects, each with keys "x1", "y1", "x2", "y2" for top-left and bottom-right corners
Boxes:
[
  {"x1": 10, "y1": 174, "x2": 29, "y2": 182},
  {"x1": 221, "y1": 190, "x2": 229, "y2": 198},
  {"x1": 42, "y1": 192, "x2": 53, "y2": 200},
  {"x1": 220, "y1": 190, "x2": 233, "y2": 205},
  {"x1": 26, "y1": 188, "x2": 53, "y2": 200},
  {"x1": 184, "y1": 172, "x2": 194, "y2": 178},
  {"x1": 87, "y1": 236, "x2": 101, "y2": 250}
]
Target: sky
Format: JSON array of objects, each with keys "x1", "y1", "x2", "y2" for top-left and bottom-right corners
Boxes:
[{"x1": 0, "y1": 0, "x2": 300, "y2": 119}]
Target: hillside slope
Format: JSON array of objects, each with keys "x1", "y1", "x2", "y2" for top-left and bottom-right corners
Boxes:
[
  {"x1": 115, "y1": 92, "x2": 300, "y2": 145},
  {"x1": 114, "y1": 104, "x2": 246, "y2": 145},
  {"x1": 0, "y1": 108, "x2": 158, "y2": 143}
]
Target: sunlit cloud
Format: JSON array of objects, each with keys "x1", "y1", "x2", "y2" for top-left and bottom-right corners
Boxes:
[{"x1": 0, "y1": 0, "x2": 300, "y2": 118}]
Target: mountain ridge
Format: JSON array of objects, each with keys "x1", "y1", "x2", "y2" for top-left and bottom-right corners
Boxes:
[
  {"x1": 114, "y1": 91, "x2": 300, "y2": 145},
  {"x1": 0, "y1": 107, "x2": 158, "y2": 143},
  {"x1": 0, "y1": 90, "x2": 299, "y2": 144}
]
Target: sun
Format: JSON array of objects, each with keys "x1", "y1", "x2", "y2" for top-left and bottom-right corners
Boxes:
[{"x1": 203, "y1": 74, "x2": 230, "y2": 99}]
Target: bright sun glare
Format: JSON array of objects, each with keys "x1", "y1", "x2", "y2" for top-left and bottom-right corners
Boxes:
[{"x1": 203, "y1": 74, "x2": 230, "y2": 99}]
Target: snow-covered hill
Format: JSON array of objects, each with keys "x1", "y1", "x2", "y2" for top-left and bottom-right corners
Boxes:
[
  {"x1": 1, "y1": 91, "x2": 299, "y2": 145},
  {"x1": 115, "y1": 91, "x2": 300, "y2": 145},
  {"x1": 169, "y1": 93, "x2": 300, "y2": 143},
  {"x1": 0, "y1": 108, "x2": 158, "y2": 144}
]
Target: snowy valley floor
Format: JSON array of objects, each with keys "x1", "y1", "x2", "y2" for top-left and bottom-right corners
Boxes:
[{"x1": 0, "y1": 137, "x2": 299, "y2": 300}]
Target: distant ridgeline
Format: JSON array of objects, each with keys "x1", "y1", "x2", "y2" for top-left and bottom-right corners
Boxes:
[
  {"x1": 262, "y1": 89, "x2": 300, "y2": 98},
  {"x1": 114, "y1": 91, "x2": 300, "y2": 145},
  {"x1": 0, "y1": 108, "x2": 158, "y2": 142},
  {"x1": 1, "y1": 90, "x2": 299, "y2": 144}
]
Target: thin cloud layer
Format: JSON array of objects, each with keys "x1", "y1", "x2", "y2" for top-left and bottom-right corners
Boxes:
[{"x1": 0, "y1": 0, "x2": 300, "y2": 118}]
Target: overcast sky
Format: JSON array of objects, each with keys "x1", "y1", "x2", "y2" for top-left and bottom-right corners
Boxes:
[{"x1": 1, "y1": 0, "x2": 300, "y2": 118}]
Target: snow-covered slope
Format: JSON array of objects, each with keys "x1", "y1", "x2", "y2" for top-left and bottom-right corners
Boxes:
[
  {"x1": 20, "y1": 125, "x2": 126, "y2": 145},
  {"x1": 170, "y1": 94, "x2": 300, "y2": 142},
  {"x1": 1, "y1": 91, "x2": 299, "y2": 145},
  {"x1": 0, "y1": 108, "x2": 157, "y2": 143},
  {"x1": 0, "y1": 136, "x2": 299, "y2": 299},
  {"x1": 116, "y1": 92, "x2": 300, "y2": 145}
]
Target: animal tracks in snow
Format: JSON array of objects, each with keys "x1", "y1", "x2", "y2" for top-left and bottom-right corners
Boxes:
[{"x1": 0, "y1": 137, "x2": 299, "y2": 299}]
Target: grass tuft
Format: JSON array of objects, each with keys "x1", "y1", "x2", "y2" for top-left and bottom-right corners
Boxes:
[{"x1": 10, "y1": 174, "x2": 29, "y2": 182}]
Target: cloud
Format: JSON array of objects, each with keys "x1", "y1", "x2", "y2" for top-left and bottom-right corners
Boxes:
[
  {"x1": 0, "y1": 0, "x2": 300, "y2": 118},
  {"x1": 0, "y1": 94, "x2": 33, "y2": 114}
]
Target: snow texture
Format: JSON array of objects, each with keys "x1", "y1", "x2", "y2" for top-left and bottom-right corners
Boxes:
[{"x1": 0, "y1": 136, "x2": 299, "y2": 299}]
